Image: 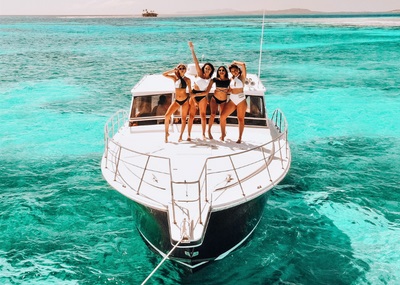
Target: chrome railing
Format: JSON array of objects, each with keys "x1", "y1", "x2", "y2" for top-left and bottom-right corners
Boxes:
[
  {"x1": 104, "y1": 109, "x2": 128, "y2": 166},
  {"x1": 271, "y1": 108, "x2": 288, "y2": 134},
  {"x1": 271, "y1": 108, "x2": 289, "y2": 160}
]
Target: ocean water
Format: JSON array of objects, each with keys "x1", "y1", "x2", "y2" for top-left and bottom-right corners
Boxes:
[{"x1": 1, "y1": 14, "x2": 399, "y2": 284}]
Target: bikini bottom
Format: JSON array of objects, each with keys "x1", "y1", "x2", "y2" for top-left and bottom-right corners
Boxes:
[
  {"x1": 194, "y1": 95, "x2": 206, "y2": 103},
  {"x1": 175, "y1": 96, "x2": 189, "y2": 106},
  {"x1": 213, "y1": 95, "x2": 227, "y2": 105},
  {"x1": 229, "y1": 93, "x2": 246, "y2": 105},
  {"x1": 191, "y1": 89, "x2": 206, "y2": 103}
]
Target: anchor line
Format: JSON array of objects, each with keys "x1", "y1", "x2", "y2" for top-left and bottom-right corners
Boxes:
[{"x1": 141, "y1": 235, "x2": 185, "y2": 285}]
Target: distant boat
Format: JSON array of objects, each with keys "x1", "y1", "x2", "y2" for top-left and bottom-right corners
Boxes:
[{"x1": 142, "y1": 9, "x2": 158, "y2": 17}]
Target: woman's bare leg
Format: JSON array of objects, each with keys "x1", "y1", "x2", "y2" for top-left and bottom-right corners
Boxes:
[
  {"x1": 236, "y1": 100, "x2": 247, "y2": 143},
  {"x1": 187, "y1": 98, "x2": 196, "y2": 141},
  {"x1": 198, "y1": 98, "x2": 208, "y2": 139},
  {"x1": 164, "y1": 102, "x2": 179, "y2": 142},
  {"x1": 219, "y1": 101, "x2": 236, "y2": 141},
  {"x1": 179, "y1": 101, "x2": 190, "y2": 142},
  {"x1": 207, "y1": 98, "x2": 218, "y2": 139}
]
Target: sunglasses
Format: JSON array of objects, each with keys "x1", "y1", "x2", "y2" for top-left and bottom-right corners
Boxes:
[
  {"x1": 218, "y1": 69, "x2": 225, "y2": 72},
  {"x1": 178, "y1": 67, "x2": 186, "y2": 70}
]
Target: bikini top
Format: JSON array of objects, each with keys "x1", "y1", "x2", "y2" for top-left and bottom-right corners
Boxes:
[
  {"x1": 213, "y1": 78, "x2": 230, "y2": 88},
  {"x1": 175, "y1": 77, "x2": 187, "y2": 89},
  {"x1": 194, "y1": 77, "x2": 210, "y2": 91},
  {"x1": 230, "y1": 77, "x2": 244, "y2": 89}
]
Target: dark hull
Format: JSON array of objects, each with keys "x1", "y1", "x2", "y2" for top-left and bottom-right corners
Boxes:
[{"x1": 132, "y1": 193, "x2": 270, "y2": 269}]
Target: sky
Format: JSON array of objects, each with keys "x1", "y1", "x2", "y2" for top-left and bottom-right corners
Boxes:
[{"x1": 0, "y1": 0, "x2": 399, "y2": 15}]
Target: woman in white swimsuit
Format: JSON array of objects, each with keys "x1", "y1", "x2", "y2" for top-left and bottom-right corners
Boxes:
[
  {"x1": 188, "y1": 41, "x2": 214, "y2": 140},
  {"x1": 219, "y1": 61, "x2": 247, "y2": 143},
  {"x1": 163, "y1": 64, "x2": 191, "y2": 142}
]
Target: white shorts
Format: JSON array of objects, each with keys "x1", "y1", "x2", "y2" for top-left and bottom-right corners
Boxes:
[{"x1": 229, "y1": 93, "x2": 246, "y2": 105}]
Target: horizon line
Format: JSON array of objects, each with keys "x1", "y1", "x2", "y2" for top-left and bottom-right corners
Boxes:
[{"x1": 1, "y1": 8, "x2": 400, "y2": 17}]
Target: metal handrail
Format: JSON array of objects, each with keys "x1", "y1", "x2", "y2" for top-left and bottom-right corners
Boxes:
[
  {"x1": 105, "y1": 141, "x2": 173, "y2": 207},
  {"x1": 271, "y1": 108, "x2": 289, "y2": 158},
  {"x1": 271, "y1": 108, "x2": 288, "y2": 134},
  {"x1": 104, "y1": 110, "x2": 128, "y2": 169}
]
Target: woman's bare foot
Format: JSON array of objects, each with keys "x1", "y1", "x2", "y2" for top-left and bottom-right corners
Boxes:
[
  {"x1": 186, "y1": 137, "x2": 191, "y2": 141},
  {"x1": 220, "y1": 134, "x2": 226, "y2": 141},
  {"x1": 208, "y1": 132, "x2": 213, "y2": 140},
  {"x1": 236, "y1": 138, "x2": 242, "y2": 144},
  {"x1": 202, "y1": 134, "x2": 206, "y2": 140},
  {"x1": 178, "y1": 136, "x2": 183, "y2": 142}
]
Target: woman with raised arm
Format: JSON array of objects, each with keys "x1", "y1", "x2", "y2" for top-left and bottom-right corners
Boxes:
[
  {"x1": 163, "y1": 63, "x2": 191, "y2": 143},
  {"x1": 207, "y1": 65, "x2": 230, "y2": 139},
  {"x1": 219, "y1": 61, "x2": 247, "y2": 143},
  {"x1": 188, "y1": 41, "x2": 214, "y2": 140}
]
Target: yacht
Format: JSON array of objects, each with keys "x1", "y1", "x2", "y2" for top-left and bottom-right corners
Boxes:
[
  {"x1": 142, "y1": 9, "x2": 158, "y2": 17},
  {"x1": 101, "y1": 63, "x2": 291, "y2": 270}
]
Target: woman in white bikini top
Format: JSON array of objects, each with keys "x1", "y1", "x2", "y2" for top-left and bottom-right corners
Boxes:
[
  {"x1": 229, "y1": 76, "x2": 244, "y2": 89},
  {"x1": 219, "y1": 61, "x2": 247, "y2": 144},
  {"x1": 188, "y1": 41, "x2": 215, "y2": 140},
  {"x1": 195, "y1": 77, "x2": 211, "y2": 91}
]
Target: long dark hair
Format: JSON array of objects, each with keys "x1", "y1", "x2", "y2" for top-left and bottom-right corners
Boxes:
[
  {"x1": 202, "y1": 62, "x2": 215, "y2": 77},
  {"x1": 229, "y1": 64, "x2": 242, "y2": 76},
  {"x1": 216, "y1": 66, "x2": 228, "y2": 79}
]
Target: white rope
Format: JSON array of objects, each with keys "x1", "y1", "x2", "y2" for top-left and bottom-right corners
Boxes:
[
  {"x1": 257, "y1": 10, "x2": 266, "y2": 79},
  {"x1": 141, "y1": 236, "x2": 185, "y2": 285}
]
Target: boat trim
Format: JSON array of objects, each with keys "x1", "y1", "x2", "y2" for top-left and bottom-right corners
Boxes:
[{"x1": 138, "y1": 228, "x2": 209, "y2": 269}]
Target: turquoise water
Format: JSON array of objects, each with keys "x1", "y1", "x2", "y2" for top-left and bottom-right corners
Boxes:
[{"x1": 1, "y1": 14, "x2": 399, "y2": 284}]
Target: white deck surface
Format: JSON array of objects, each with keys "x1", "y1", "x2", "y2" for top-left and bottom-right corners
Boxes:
[
  {"x1": 103, "y1": 122, "x2": 290, "y2": 205},
  {"x1": 124, "y1": 123, "x2": 271, "y2": 179}
]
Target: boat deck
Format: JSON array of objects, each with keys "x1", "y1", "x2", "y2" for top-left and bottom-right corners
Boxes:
[{"x1": 103, "y1": 122, "x2": 289, "y2": 207}]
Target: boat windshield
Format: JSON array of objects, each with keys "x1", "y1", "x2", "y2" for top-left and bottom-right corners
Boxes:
[{"x1": 128, "y1": 93, "x2": 267, "y2": 126}]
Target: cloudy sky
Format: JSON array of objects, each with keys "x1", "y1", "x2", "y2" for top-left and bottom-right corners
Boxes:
[{"x1": 1, "y1": 0, "x2": 399, "y2": 15}]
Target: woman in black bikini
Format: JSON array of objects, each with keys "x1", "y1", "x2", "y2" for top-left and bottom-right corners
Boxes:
[
  {"x1": 163, "y1": 64, "x2": 192, "y2": 142},
  {"x1": 208, "y1": 65, "x2": 230, "y2": 139}
]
